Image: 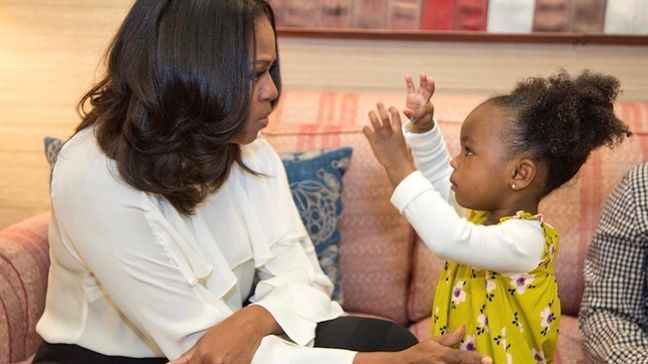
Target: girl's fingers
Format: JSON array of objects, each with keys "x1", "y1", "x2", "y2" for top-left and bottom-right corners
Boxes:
[
  {"x1": 362, "y1": 126, "x2": 375, "y2": 143},
  {"x1": 389, "y1": 107, "x2": 403, "y2": 131},
  {"x1": 404, "y1": 74, "x2": 415, "y2": 94},
  {"x1": 368, "y1": 110, "x2": 381, "y2": 131},
  {"x1": 376, "y1": 103, "x2": 391, "y2": 129},
  {"x1": 426, "y1": 76, "x2": 435, "y2": 97},
  {"x1": 419, "y1": 72, "x2": 427, "y2": 92}
]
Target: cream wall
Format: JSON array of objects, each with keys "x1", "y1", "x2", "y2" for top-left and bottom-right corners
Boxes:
[{"x1": 1, "y1": 0, "x2": 648, "y2": 228}]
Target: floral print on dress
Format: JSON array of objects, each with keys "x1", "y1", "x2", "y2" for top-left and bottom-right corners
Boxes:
[
  {"x1": 532, "y1": 348, "x2": 547, "y2": 364},
  {"x1": 485, "y1": 276, "x2": 496, "y2": 302},
  {"x1": 460, "y1": 334, "x2": 477, "y2": 351},
  {"x1": 540, "y1": 302, "x2": 557, "y2": 336},
  {"x1": 451, "y1": 281, "x2": 467, "y2": 308},
  {"x1": 476, "y1": 312, "x2": 489, "y2": 335},
  {"x1": 493, "y1": 327, "x2": 510, "y2": 351},
  {"x1": 507, "y1": 273, "x2": 536, "y2": 294},
  {"x1": 430, "y1": 210, "x2": 560, "y2": 363}
]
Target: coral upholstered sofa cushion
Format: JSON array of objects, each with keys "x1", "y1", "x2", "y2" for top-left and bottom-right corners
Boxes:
[
  {"x1": 0, "y1": 212, "x2": 50, "y2": 363},
  {"x1": 263, "y1": 91, "x2": 415, "y2": 323},
  {"x1": 262, "y1": 91, "x2": 487, "y2": 323}
]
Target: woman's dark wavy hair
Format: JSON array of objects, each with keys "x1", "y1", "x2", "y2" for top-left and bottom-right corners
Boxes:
[
  {"x1": 76, "y1": 0, "x2": 281, "y2": 215},
  {"x1": 490, "y1": 70, "x2": 631, "y2": 196}
]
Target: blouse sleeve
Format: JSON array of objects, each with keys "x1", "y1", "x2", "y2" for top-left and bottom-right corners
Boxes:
[{"x1": 238, "y1": 139, "x2": 347, "y2": 348}]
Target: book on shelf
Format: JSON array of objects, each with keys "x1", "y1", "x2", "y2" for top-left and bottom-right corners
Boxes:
[
  {"x1": 571, "y1": 0, "x2": 606, "y2": 33},
  {"x1": 454, "y1": 0, "x2": 488, "y2": 31},
  {"x1": 420, "y1": 0, "x2": 455, "y2": 30},
  {"x1": 487, "y1": 0, "x2": 534, "y2": 33},
  {"x1": 533, "y1": 0, "x2": 570, "y2": 32},
  {"x1": 354, "y1": 0, "x2": 389, "y2": 29},
  {"x1": 388, "y1": 0, "x2": 422, "y2": 30},
  {"x1": 604, "y1": 0, "x2": 648, "y2": 34},
  {"x1": 276, "y1": 0, "x2": 319, "y2": 28},
  {"x1": 319, "y1": 0, "x2": 353, "y2": 28}
]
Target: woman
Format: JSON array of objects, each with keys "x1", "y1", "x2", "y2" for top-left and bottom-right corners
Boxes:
[{"x1": 34, "y1": 1, "x2": 489, "y2": 363}]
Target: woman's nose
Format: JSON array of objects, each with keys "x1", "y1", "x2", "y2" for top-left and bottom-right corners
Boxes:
[{"x1": 260, "y1": 74, "x2": 278, "y2": 102}]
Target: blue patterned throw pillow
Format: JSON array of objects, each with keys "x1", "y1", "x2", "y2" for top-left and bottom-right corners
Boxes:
[
  {"x1": 44, "y1": 136, "x2": 64, "y2": 168},
  {"x1": 281, "y1": 147, "x2": 353, "y2": 303}
]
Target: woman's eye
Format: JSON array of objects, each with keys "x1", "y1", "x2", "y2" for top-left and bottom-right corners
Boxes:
[
  {"x1": 253, "y1": 64, "x2": 275, "y2": 81},
  {"x1": 464, "y1": 146, "x2": 474, "y2": 156},
  {"x1": 252, "y1": 70, "x2": 266, "y2": 80}
]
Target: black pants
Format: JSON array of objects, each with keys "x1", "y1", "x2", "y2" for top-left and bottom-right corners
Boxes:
[{"x1": 33, "y1": 316, "x2": 418, "y2": 363}]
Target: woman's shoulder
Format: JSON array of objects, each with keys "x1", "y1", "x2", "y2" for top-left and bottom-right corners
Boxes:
[
  {"x1": 240, "y1": 136, "x2": 282, "y2": 173},
  {"x1": 52, "y1": 127, "x2": 140, "y2": 203}
]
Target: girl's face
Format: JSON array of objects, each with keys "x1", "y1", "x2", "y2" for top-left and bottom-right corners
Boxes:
[
  {"x1": 450, "y1": 102, "x2": 517, "y2": 212},
  {"x1": 232, "y1": 16, "x2": 278, "y2": 145}
]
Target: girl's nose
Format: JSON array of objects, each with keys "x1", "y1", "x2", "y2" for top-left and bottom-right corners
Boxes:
[{"x1": 450, "y1": 155, "x2": 459, "y2": 170}]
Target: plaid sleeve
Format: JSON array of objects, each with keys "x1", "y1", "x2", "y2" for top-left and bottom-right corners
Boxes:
[{"x1": 579, "y1": 163, "x2": 648, "y2": 364}]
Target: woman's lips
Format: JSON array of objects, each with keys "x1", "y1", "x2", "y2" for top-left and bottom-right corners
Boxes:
[{"x1": 258, "y1": 117, "x2": 269, "y2": 128}]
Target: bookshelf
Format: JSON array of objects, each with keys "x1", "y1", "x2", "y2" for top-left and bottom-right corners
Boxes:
[
  {"x1": 272, "y1": 0, "x2": 648, "y2": 46},
  {"x1": 277, "y1": 28, "x2": 648, "y2": 46}
]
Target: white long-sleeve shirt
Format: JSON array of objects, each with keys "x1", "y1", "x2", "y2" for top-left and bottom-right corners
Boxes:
[
  {"x1": 391, "y1": 122, "x2": 545, "y2": 273},
  {"x1": 36, "y1": 127, "x2": 356, "y2": 363}
]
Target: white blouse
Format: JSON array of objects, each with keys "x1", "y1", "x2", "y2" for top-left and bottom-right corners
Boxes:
[
  {"x1": 36, "y1": 127, "x2": 355, "y2": 363},
  {"x1": 390, "y1": 122, "x2": 545, "y2": 273}
]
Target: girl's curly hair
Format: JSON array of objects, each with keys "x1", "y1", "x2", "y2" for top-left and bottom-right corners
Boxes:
[{"x1": 490, "y1": 70, "x2": 631, "y2": 196}]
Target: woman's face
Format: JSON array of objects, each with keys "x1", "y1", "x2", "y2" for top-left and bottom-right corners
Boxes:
[{"x1": 232, "y1": 16, "x2": 279, "y2": 145}]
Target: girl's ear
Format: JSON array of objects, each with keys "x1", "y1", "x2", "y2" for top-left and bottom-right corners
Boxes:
[{"x1": 509, "y1": 158, "x2": 536, "y2": 191}]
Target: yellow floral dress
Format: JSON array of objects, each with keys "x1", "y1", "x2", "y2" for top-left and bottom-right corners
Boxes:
[{"x1": 431, "y1": 211, "x2": 560, "y2": 364}]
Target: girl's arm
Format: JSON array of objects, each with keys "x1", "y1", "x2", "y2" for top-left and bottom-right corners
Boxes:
[
  {"x1": 402, "y1": 121, "x2": 453, "y2": 203},
  {"x1": 391, "y1": 171, "x2": 545, "y2": 273},
  {"x1": 364, "y1": 102, "x2": 543, "y2": 273}
]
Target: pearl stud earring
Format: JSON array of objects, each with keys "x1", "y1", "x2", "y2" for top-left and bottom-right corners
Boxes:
[{"x1": 511, "y1": 183, "x2": 517, "y2": 190}]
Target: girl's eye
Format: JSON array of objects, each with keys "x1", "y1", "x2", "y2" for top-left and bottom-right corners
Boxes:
[{"x1": 464, "y1": 146, "x2": 474, "y2": 156}]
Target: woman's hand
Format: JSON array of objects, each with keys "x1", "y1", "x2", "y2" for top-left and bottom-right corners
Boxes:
[
  {"x1": 404, "y1": 73, "x2": 436, "y2": 134},
  {"x1": 354, "y1": 326, "x2": 492, "y2": 364},
  {"x1": 363, "y1": 103, "x2": 416, "y2": 189},
  {"x1": 169, "y1": 305, "x2": 280, "y2": 364}
]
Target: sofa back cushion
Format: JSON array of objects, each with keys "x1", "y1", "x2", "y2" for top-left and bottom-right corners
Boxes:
[
  {"x1": 262, "y1": 91, "x2": 492, "y2": 323},
  {"x1": 406, "y1": 101, "x2": 648, "y2": 322},
  {"x1": 263, "y1": 91, "x2": 417, "y2": 323}
]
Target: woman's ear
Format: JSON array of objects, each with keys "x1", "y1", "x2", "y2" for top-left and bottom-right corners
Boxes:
[{"x1": 509, "y1": 158, "x2": 536, "y2": 191}]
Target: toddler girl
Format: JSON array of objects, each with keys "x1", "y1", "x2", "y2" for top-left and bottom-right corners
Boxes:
[{"x1": 363, "y1": 71, "x2": 630, "y2": 363}]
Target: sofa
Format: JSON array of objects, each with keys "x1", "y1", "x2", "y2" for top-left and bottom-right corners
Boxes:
[{"x1": 1, "y1": 90, "x2": 647, "y2": 364}]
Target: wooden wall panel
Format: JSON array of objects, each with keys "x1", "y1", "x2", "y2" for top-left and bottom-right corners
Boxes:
[
  {"x1": 0, "y1": 0, "x2": 133, "y2": 227},
  {"x1": 1, "y1": 0, "x2": 647, "y2": 227}
]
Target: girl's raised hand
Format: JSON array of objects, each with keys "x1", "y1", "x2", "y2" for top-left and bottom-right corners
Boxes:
[
  {"x1": 363, "y1": 103, "x2": 416, "y2": 189},
  {"x1": 404, "y1": 72, "x2": 436, "y2": 133}
]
